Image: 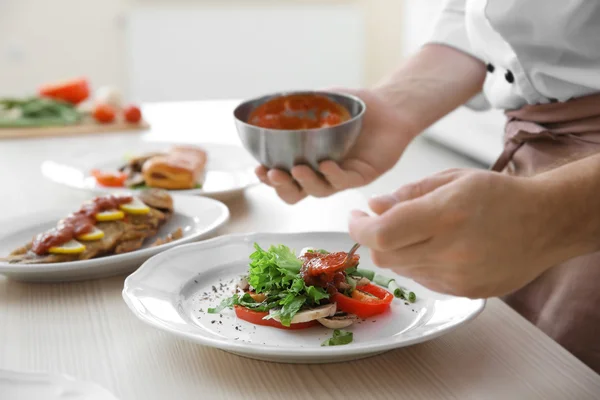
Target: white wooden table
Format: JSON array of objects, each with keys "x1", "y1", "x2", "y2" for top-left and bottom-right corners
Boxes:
[{"x1": 0, "y1": 101, "x2": 599, "y2": 399}]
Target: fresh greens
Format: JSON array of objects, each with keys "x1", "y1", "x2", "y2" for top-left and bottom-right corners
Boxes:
[
  {"x1": 209, "y1": 243, "x2": 329, "y2": 326},
  {"x1": 321, "y1": 329, "x2": 353, "y2": 346},
  {"x1": 387, "y1": 280, "x2": 417, "y2": 303},
  {"x1": 0, "y1": 97, "x2": 82, "y2": 127},
  {"x1": 373, "y1": 274, "x2": 394, "y2": 287},
  {"x1": 351, "y1": 268, "x2": 375, "y2": 281}
]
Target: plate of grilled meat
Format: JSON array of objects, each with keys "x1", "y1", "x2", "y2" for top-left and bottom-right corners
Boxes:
[
  {"x1": 41, "y1": 143, "x2": 259, "y2": 199},
  {"x1": 0, "y1": 189, "x2": 229, "y2": 282}
]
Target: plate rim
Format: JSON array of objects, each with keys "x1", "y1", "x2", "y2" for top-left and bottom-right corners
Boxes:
[
  {"x1": 40, "y1": 142, "x2": 260, "y2": 197},
  {"x1": 122, "y1": 231, "x2": 486, "y2": 358},
  {"x1": 0, "y1": 194, "x2": 230, "y2": 273}
]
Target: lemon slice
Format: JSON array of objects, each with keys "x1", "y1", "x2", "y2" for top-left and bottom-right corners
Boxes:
[
  {"x1": 76, "y1": 226, "x2": 105, "y2": 241},
  {"x1": 95, "y1": 209, "x2": 125, "y2": 222},
  {"x1": 48, "y1": 240, "x2": 86, "y2": 255},
  {"x1": 119, "y1": 197, "x2": 150, "y2": 215}
]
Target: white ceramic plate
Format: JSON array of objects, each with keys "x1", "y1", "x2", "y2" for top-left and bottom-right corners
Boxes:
[
  {"x1": 0, "y1": 195, "x2": 229, "y2": 282},
  {"x1": 0, "y1": 369, "x2": 119, "y2": 400},
  {"x1": 123, "y1": 232, "x2": 485, "y2": 364},
  {"x1": 41, "y1": 143, "x2": 259, "y2": 198}
]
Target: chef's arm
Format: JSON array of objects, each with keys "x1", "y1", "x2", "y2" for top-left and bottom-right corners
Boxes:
[
  {"x1": 373, "y1": 0, "x2": 487, "y2": 139},
  {"x1": 374, "y1": 43, "x2": 486, "y2": 139},
  {"x1": 533, "y1": 152, "x2": 600, "y2": 259}
]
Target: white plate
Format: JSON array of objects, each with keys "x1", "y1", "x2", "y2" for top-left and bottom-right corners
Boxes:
[
  {"x1": 0, "y1": 369, "x2": 119, "y2": 400},
  {"x1": 41, "y1": 143, "x2": 259, "y2": 199},
  {"x1": 123, "y1": 232, "x2": 485, "y2": 364},
  {"x1": 0, "y1": 195, "x2": 229, "y2": 282}
]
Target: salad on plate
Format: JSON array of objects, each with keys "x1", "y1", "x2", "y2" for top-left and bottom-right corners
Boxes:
[{"x1": 208, "y1": 244, "x2": 416, "y2": 346}]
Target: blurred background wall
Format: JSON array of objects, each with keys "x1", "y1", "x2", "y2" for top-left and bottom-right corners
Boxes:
[
  {"x1": 0, "y1": 0, "x2": 503, "y2": 163},
  {"x1": 0, "y1": 0, "x2": 411, "y2": 101}
]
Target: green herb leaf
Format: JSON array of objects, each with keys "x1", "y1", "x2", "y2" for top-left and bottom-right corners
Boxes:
[
  {"x1": 321, "y1": 329, "x2": 353, "y2": 346},
  {"x1": 306, "y1": 285, "x2": 329, "y2": 303},
  {"x1": 207, "y1": 294, "x2": 239, "y2": 313},
  {"x1": 276, "y1": 295, "x2": 307, "y2": 326}
]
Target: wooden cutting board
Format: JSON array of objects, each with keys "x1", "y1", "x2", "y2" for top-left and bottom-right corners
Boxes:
[{"x1": 0, "y1": 119, "x2": 150, "y2": 140}]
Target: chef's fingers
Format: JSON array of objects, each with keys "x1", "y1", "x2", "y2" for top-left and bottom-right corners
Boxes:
[
  {"x1": 290, "y1": 165, "x2": 335, "y2": 198},
  {"x1": 369, "y1": 170, "x2": 462, "y2": 215},
  {"x1": 368, "y1": 243, "x2": 433, "y2": 269},
  {"x1": 255, "y1": 166, "x2": 271, "y2": 186},
  {"x1": 349, "y1": 196, "x2": 440, "y2": 251},
  {"x1": 267, "y1": 169, "x2": 307, "y2": 204},
  {"x1": 319, "y1": 160, "x2": 367, "y2": 190}
]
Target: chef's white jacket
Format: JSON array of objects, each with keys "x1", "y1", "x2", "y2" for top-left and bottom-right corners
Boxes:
[{"x1": 429, "y1": 0, "x2": 600, "y2": 111}]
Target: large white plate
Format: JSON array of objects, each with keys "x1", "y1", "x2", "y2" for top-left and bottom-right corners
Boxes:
[
  {"x1": 41, "y1": 143, "x2": 259, "y2": 199},
  {"x1": 0, "y1": 195, "x2": 229, "y2": 282},
  {"x1": 123, "y1": 232, "x2": 485, "y2": 364},
  {"x1": 0, "y1": 368, "x2": 119, "y2": 400}
]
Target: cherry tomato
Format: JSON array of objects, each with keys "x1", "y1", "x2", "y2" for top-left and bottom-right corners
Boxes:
[
  {"x1": 39, "y1": 77, "x2": 90, "y2": 104},
  {"x1": 123, "y1": 104, "x2": 142, "y2": 123},
  {"x1": 234, "y1": 306, "x2": 318, "y2": 330},
  {"x1": 93, "y1": 104, "x2": 116, "y2": 124},
  {"x1": 332, "y1": 283, "x2": 393, "y2": 319},
  {"x1": 91, "y1": 169, "x2": 127, "y2": 187}
]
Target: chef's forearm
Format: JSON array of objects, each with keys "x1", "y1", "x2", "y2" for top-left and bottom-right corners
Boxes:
[
  {"x1": 373, "y1": 44, "x2": 486, "y2": 138},
  {"x1": 533, "y1": 152, "x2": 600, "y2": 259}
]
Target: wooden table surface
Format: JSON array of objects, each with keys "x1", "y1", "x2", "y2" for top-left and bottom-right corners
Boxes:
[{"x1": 1, "y1": 101, "x2": 599, "y2": 400}]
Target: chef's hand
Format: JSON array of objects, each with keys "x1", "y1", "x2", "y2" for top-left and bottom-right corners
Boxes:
[
  {"x1": 349, "y1": 169, "x2": 562, "y2": 299},
  {"x1": 256, "y1": 88, "x2": 417, "y2": 204}
]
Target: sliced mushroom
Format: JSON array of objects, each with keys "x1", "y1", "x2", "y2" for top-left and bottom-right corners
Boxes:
[
  {"x1": 237, "y1": 277, "x2": 249, "y2": 291},
  {"x1": 270, "y1": 303, "x2": 336, "y2": 324},
  {"x1": 317, "y1": 312, "x2": 358, "y2": 329},
  {"x1": 355, "y1": 277, "x2": 370, "y2": 286}
]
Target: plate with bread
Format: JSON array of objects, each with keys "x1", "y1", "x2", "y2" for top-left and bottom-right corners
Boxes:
[{"x1": 41, "y1": 143, "x2": 259, "y2": 198}]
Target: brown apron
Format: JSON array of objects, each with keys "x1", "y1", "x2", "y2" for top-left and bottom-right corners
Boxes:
[{"x1": 490, "y1": 93, "x2": 600, "y2": 374}]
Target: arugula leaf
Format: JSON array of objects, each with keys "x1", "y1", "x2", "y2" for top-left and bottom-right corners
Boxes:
[
  {"x1": 306, "y1": 285, "x2": 329, "y2": 303},
  {"x1": 271, "y1": 295, "x2": 307, "y2": 326},
  {"x1": 208, "y1": 294, "x2": 239, "y2": 313},
  {"x1": 321, "y1": 329, "x2": 354, "y2": 346}
]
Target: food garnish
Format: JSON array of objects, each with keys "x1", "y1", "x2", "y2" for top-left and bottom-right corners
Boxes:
[
  {"x1": 321, "y1": 329, "x2": 353, "y2": 346},
  {"x1": 208, "y1": 244, "x2": 418, "y2": 345}
]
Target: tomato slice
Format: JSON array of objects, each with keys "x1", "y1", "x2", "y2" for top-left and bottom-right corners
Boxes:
[
  {"x1": 233, "y1": 306, "x2": 318, "y2": 330},
  {"x1": 332, "y1": 283, "x2": 393, "y2": 319},
  {"x1": 91, "y1": 169, "x2": 127, "y2": 187},
  {"x1": 39, "y1": 77, "x2": 90, "y2": 104}
]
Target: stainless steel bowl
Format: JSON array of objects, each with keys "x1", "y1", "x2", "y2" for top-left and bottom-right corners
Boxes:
[{"x1": 234, "y1": 91, "x2": 366, "y2": 171}]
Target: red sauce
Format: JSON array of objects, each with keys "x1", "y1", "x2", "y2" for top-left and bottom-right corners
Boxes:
[
  {"x1": 248, "y1": 94, "x2": 351, "y2": 130},
  {"x1": 300, "y1": 251, "x2": 360, "y2": 289},
  {"x1": 32, "y1": 194, "x2": 133, "y2": 255}
]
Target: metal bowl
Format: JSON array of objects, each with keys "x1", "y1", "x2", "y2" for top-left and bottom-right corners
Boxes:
[{"x1": 234, "y1": 91, "x2": 366, "y2": 172}]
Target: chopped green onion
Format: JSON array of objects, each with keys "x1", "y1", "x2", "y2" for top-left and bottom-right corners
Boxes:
[
  {"x1": 346, "y1": 275, "x2": 357, "y2": 292},
  {"x1": 388, "y1": 280, "x2": 404, "y2": 298},
  {"x1": 321, "y1": 329, "x2": 353, "y2": 346},
  {"x1": 352, "y1": 268, "x2": 375, "y2": 281},
  {"x1": 373, "y1": 274, "x2": 394, "y2": 287},
  {"x1": 408, "y1": 291, "x2": 417, "y2": 303},
  {"x1": 345, "y1": 266, "x2": 357, "y2": 275}
]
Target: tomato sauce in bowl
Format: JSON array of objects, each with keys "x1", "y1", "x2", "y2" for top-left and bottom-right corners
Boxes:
[{"x1": 248, "y1": 94, "x2": 352, "y2": 130}]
